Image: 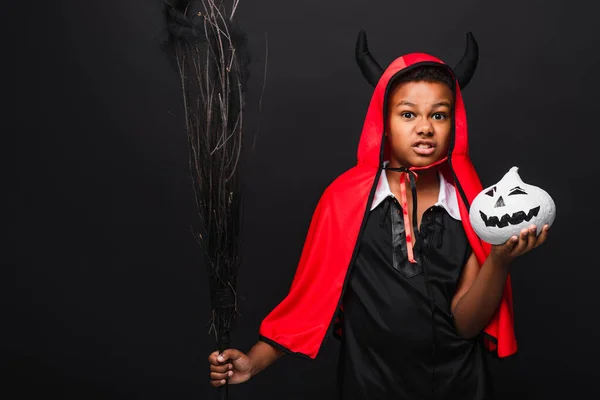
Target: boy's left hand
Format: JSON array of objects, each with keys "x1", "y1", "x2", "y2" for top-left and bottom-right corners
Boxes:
[{"x1": 490, "y1": 224, "x2": 550, "y2": 265}]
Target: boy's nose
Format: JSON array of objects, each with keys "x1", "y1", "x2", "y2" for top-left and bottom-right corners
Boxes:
[{"x1": 416, "y1": 120, "x2": 433, "y2": 136}]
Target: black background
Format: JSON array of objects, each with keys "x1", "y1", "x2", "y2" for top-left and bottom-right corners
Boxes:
[{"x1": 8, "y1": 0, "x2": 600, "y2": 399}]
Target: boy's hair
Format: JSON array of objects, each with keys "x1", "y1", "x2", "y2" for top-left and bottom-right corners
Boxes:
[{"x1": 390, "y1": 65, "x2": 455, "y2": 94}]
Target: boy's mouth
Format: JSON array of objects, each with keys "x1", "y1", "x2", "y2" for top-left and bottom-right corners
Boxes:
[{"x1": 412, "y1": 140, "x2": 436, "y2": 155}]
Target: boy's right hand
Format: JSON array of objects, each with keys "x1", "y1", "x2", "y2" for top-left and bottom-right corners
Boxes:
[{"x1": 208, "y1": 349, "x2": 253, "y2": 387}]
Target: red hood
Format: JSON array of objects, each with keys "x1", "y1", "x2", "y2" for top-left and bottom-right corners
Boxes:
[{"x1": 357, "y1": 53, "x2": 468, "y2": 168}]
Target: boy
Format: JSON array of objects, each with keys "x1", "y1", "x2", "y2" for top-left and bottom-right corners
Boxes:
[{"x1": 208, "y1": 31, "x2": 549, "y2": 399}]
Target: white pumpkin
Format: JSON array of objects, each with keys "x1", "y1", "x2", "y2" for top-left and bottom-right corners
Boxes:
[{"x1": 469, "y1": 166, "x2": 556, "y2": 245}]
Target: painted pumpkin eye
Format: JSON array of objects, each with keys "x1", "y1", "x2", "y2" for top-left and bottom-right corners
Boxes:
[
  {"x1": 508, "y1": 186, "x2": 527, "y2": 196},
  {"x1": 485, "y1": 186, "x2": 496, "y2": 197}
]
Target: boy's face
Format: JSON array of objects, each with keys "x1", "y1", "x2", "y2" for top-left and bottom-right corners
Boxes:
[{"x1": 386, "y1": 80, "x2": 453, "y2": 168}]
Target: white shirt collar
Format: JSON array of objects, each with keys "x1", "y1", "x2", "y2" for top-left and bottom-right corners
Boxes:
[{"x1": 370, "y1": 162, "x2": 461, "y2": 220}]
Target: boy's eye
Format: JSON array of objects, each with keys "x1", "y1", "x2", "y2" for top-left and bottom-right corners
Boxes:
[
  {"x1": 432, "y1": 113, "x2": 446, "y2": 120},
  {"x1": 400, "y1": 112, "x2": 414, "y2": 119}
]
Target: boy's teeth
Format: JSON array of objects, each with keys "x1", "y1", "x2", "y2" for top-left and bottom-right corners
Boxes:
[{"x1": 417, "y1": 144, "x2": 432, "y2": 148}]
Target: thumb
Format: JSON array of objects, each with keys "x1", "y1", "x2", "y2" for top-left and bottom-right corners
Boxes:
[{"x1": 217, "y1": 349, "x2": 244, "y2": 363}]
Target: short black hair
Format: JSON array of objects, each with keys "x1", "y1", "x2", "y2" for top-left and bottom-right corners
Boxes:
[{"x1": 390, "y1": 64, "x2": 455, "y2": 93}]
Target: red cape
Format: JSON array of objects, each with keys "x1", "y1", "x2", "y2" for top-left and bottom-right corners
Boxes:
[{"x1": 259, "y1": 53, "x2": 517, "y2": 359}]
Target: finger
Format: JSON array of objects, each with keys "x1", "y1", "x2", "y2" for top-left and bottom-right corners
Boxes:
[
  {"x1": 217, "y1": 349, "x2": 243, "y2": 363},
  {"x1": 517, "y1": 225, "x2": 537, "y2": 255},
  {"x1": 524, "y1": 225, "x2": 538, "y2": 253},
  {"x1": 211, "y1": 379, "x2": 227, "y2": 387},
  {"x1": 211, "y1": 371, "x2": 233, "y2": 380},
  {"x1": 208, "y1": 350, "x2": 220, "y2": 365},
  {"x1": 510, "y1": 228, "x2": 530, "y2": 256},
  {"x1": 534, "y1": 225, "x2": 550, "y2": 248},
  {"x1": 210, "y1": 364, "x2": 232, "y2": 373},
  {"x1": 495, "y1": 235, "x2": 518, "y2": 253},
  {"x1": 504, "y1": 235, "x2": 519, "y2": 251}
]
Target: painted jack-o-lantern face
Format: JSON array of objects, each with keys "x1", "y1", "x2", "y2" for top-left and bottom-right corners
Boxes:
[{"x1": 469, "y1": 166, "x2": 556, "y2": 245}]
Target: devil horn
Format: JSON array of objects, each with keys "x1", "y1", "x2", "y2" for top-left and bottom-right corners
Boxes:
[
  {"x1": 453, "y1": 32, "x2": 479, "y2": 89},
  {"x1": 355, "y1": 30, "x2": 384, "y2": 87}
]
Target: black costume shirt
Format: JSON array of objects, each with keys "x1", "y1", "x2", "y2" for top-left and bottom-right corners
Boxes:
[{"x1": 337, "y1": 170, "x2": 494, "y2": 400}]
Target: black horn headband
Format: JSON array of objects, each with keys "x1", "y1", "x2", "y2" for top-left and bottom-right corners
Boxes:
[{"x1": 355, "y1": 30, "x2": 479, "y2": 89}]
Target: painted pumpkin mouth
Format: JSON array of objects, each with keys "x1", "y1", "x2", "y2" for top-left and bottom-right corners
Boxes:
[{"x1": 479, "y1": 206, "x2": 540, "y2": 228}]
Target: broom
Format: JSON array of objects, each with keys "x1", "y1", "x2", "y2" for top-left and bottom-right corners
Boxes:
[{"x1": 162, "y1": 1, "x2": 251, "y2": 398}]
